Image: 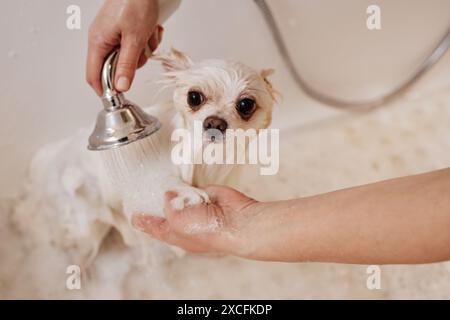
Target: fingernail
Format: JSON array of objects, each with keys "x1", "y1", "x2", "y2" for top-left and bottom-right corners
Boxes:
[{"x1": 116, "y1": 76, "x2": 130, "y2": 91}]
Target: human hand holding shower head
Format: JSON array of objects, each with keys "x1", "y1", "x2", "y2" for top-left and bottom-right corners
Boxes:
[{"x1": 88, "y1": 48, "x2": 161, "y2": 151}]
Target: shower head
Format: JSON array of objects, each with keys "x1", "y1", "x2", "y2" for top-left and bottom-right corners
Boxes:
[{"x1": 88, "y1": 49, "x2": 161, "y2": 151}]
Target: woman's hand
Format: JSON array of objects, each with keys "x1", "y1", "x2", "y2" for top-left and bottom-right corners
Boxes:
[
  {"x1": 86, "y1": 0, "x2": 163, "y2": 96},
  {"x1": 132, "y1": 185, "x2": 279, "y2": 259}
]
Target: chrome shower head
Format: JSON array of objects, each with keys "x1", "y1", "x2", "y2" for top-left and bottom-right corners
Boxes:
[{"x1": 88, "y1": 49, "x2": 161, "y2": 151}]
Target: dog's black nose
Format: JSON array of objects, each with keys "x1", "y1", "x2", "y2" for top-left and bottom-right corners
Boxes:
[{"x1": 203, "y1": 116, "x2": 228, "y2": 133}]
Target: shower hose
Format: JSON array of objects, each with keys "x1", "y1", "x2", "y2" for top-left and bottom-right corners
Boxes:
[{"x1": 254, "y1": 0, "x2": 450, "y2": 111}]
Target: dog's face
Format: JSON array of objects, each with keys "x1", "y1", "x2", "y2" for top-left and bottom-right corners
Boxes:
[{"x1": 155, "y1": 49, "x2": 276, "y2": 142}]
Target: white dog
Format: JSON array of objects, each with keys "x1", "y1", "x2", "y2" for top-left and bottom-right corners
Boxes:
[{"x1": 12, "y1": 49, "x2": 276, "y2": 265}]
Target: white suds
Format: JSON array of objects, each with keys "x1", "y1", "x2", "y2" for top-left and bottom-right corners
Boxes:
[{"x1": 183, "y1": 217, "x2": 221, "y2": 234}]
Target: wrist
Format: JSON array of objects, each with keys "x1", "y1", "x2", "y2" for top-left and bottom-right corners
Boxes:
[{"x1": 231, "y1": 200, "x2": 302, "y2": 261}]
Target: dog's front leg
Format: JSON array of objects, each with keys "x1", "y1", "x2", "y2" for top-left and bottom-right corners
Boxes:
[{"x1": 167, "y1": 163, "x2": 210, "y2": 210}]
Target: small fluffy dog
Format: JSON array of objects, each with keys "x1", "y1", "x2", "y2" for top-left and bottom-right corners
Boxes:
[
  {"x1": 142, "y1": 48, "x2": 276, "y2": 211},
  {"x1": 13, "y1": 49, "x2": 276, "y2": 264}
]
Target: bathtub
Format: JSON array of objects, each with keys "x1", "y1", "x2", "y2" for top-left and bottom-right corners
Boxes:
[{"x1": 1, "y1": 0, "x2": 450, "y2": 299}]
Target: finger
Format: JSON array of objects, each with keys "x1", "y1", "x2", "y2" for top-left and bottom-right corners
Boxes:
[
  {"x1": 132, "y1": 214, "x2": 177, "y2": 243},
  {"x1": 131, "y1": 213, "x2": 211, "y2": 253},
  {"x1": 132, "y1": 213, "x2": 166, "y2": 234},
  {"x1": 204, "y1": 185, "x2": 241, "y2": 199},
  {"x1": 136, "y1": 35, "x2": 155, "y2": 69},
  {"x1": 148, "y1": 32, "x2": 159, "y2": 53},
  {"x1": 139, "y1": 28, "x2": 160, "y2": 69},
  {"x1": 148, "y1": 25, "x2": 163, "y2": 52},
  {"x1": 163, "y1": 191, "x2": 222, "y2": 235},
  {"x1": 132, "y1": 214, "x2": 208, "y2": 252},
  {"x1": 164, "y1": 190, "x2": 178, "y2": 205},
  {"x1": 205, "y1": 185, "x2": 257, "y2": 210},
  {"x1": 137, "y1": 51, "x2": 148, "y2": 69},
  {"x1": 114, "y1": 35, "x2": 145, "y2": 92},
  {"x1": 86, "y1": 40, "x2": 112, "y2": 96},
  {"x1": 163, "y1": 192, "x2": 237, "y2": 254},
  {"x1": 158, "y1": 25, "x2": 164, "y2": 44}
]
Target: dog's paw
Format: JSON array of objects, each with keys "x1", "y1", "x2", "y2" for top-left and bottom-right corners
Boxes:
[{"x1": 169, "y1": 186, "x2": 210, "y2": 210}]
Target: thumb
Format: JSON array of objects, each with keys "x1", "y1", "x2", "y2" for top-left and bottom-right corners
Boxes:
[
  {"x1": 114, "y1": 35, "x2": 144, "y2": 92},
  {"x1": 205, "y1": 185, "x2": 258, "y2": 212},
  {"x1": 163, "y1": 191, "x2": 220, "y2": 234},
  {"x1": 205, "y1": 185, "x2": 251, "y2": 203}
]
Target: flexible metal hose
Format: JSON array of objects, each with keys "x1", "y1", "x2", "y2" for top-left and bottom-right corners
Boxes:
[{"x1": 254, "y1": 0, "x2": 450, "y2": 111}]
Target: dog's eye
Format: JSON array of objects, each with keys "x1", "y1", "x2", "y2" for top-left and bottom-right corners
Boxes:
[
  {"x1": 236, "y1": 98, "x2": 256, "y2": 118},
  {"x1": 187, "y1": 91, "x2": 204, "y2": 109}
]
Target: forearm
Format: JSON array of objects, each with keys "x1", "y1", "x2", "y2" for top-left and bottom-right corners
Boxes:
[{"x1": 246, "y1": 168, "x2": 450, "y2": 264}]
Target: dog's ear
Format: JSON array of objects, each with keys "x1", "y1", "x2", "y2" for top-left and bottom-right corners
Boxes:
[
  {"x1": 261, "y1": 68, "x2": 274, "y2": 79},
  {"x1": 260, "y1": 68, "x2": 277, "y2": 101},
  {"x1": 153, "y1": 48, "x2": 193, "y2": 72}
]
